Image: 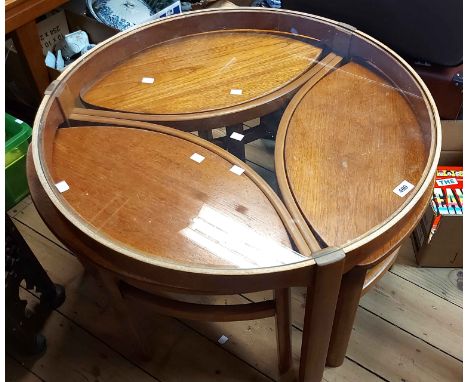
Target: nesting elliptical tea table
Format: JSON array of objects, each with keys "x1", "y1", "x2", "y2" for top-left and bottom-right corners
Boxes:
[{"x1": 28, "y1": 9, "x2": 440, "y2": 382}]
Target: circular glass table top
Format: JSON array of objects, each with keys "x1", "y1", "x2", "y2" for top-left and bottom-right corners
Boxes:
[{"x1": 31, "y1": 9, "x2": 440, "y2": 274}]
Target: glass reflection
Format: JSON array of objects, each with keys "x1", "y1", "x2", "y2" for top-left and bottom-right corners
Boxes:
[{"x1": 180, "y1": 204, "x2": 305, "y2": 268}]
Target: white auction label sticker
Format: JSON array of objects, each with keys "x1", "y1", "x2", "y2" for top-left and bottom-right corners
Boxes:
[
  {"x1": 436, "y1": 178, "x2": 458, "y2": 187},
  {"x1": 218, "y1": 335, "x2": 229, "y2": 345},
  {"x1": 393, "y1": 180, "x2": 414, "y2": 197},
  {"x1": 15, "y1": 118, "x2": 23, "y2": 124},
  {"x1": 55, "y1": 180, "x2": 70, "y2": 193},
  {"x1": 141, "y1": 77, "x2": 155, "y2": 84},
  {"x1": 230, "y1": 132, "x2": 244, "y2": 141},
  {"x1": 190, "y1": 153, "x2": 205, "y2": 163},
  {"x1": 230, "y1": 89, "x2": 243, "y2": 95},
  {"x1": 230, "y1": 165, "x2": 245, "y2": 175}
]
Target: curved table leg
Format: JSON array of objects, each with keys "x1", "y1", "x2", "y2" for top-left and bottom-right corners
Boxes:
[{"x1": 326, "y1": 266, "x2": 367, "y2": 367}]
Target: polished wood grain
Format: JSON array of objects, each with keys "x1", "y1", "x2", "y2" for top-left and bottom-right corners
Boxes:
[
  {"x1": 281, "y1": 62, "x2": 430, "y2": 248},
  {"x1": 81, "y1": 30, "x2": 322, "y2": 115},
  {"x1": 54, "y1": 113, "x2": 314, "y2": 261},
  {"x1": 51, "y1": 126, "x2": 298, "y2": 270},
  {"x1": 70, "y1": 52, "x2": 340, "y2": 132},
  {"x1": 29, "y1": 147, "x2": 317, "y2": 295}
]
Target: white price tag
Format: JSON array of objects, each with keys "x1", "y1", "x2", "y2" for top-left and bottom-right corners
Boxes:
[
  {"x1": 230, "y1": 89, "x2": 243, "y2": 95},
  {"x1": 393, "y1": 180, "x2": 414, "y2": 197},
  {"x1": 55, "y1": 180, "x2": 70, "y2": 193},
  {"x1": 230, "y1": 132, "x2": 244, "y2": 141},
  {"x1": 190, "y1": 153, "x2": 205, "y2": 163},
  {"x1": 141, "y1": 77, "x2": 155, "y2": 84},
  {"x1": 230, "y1": 165, "x2": 245, "y2": 176},
  {"x1": 218, "y1": 335, "x2": 229, "y2": 344}
]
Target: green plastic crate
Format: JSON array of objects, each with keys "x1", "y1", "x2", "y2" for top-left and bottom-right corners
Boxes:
[{"x1": 5, "y1": 114, "x2": 32, "y2": 210}]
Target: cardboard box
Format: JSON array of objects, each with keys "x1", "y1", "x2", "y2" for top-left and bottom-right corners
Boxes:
[
  {"x1": 37, "y1": 10, "x2": 70, "y2": 56},
  {"x1": 439, "y1": 120, "x2": 462, "y2": 166},
  {"x1": 412, "y1": 166, "x2": 463, "y2": 267},
  {"x1": 46, "y1": 9, "x2": 119, "y2": 80}
]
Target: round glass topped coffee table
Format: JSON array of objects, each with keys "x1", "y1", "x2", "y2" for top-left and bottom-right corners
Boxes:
[{"x1": 29, "y1": 8, "x2": 440, "y2": 382}]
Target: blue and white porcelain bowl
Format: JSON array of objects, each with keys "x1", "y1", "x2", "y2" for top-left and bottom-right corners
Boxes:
[{"x1": 87, "y1": 0, "x2": 156, "y2": 30}]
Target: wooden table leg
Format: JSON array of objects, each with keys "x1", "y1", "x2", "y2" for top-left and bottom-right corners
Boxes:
[
  {"x1": 275, "y1": 288, "x2": 292, "y2": 374},
  {"x1": 198, "y1": 129, "x2": 214, "y2": 141},
  {"x1": 12, "y1": 20, "x2": 50, "y2": 99},
  {"x1": 259, "y1": 111, "x2": 281, "y2": 140},
  {"x1": 225, "y1": 123, "x2": 246, "y2": 161},
  {"x1": 299, "y1": 250, "x2": 345, "y2": 382},
  {"x1": 326, "y1": 266, "x2": 367, "y2": 367}
]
